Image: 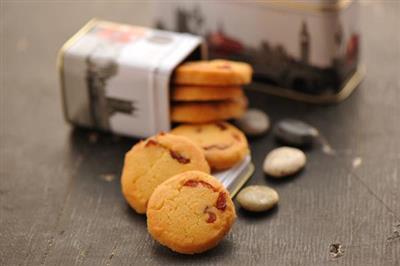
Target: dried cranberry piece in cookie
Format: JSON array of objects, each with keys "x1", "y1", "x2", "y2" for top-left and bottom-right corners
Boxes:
[
  {"x1": 145, "y1": 139, "x2": 191, "y2": 164},
  {"x1": 169, "y1": 150, "x2": 190, "y2": 164},
  {"x1": 215, "y1": 122, "x2": 228, "y2": 130},
  {"x1": 145, "y1": 139, "x2": 159, "y2": 147},
  {"x1": 204, "y1": 207, "x2": 217, "y2": 223},
  {"x1": 183, "y1": 179, "x2": 217, "y2": 191},
  {"x1": 216, "y1": 192, "x2": 227, "y2": 211},
  {"x1": 183, "y1": 179, "x2": 199, "y2": 187},
  {"x1": 232, "y1": 133, "x2": 241, "y2": 142}
]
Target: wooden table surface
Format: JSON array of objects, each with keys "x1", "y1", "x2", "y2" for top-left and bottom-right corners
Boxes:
[{"x1": 1, "y1": 2, "x2": 399, "y2": 265}]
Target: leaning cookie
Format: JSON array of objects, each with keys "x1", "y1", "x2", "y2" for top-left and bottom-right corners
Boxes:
[
  {"x1": 171, "y1": 122, "x2": 249, "y2": 170},
  {"x1": 121, "y1": 133, "x2": 210, "y2": 214},
  {"x1": 171, "y1": 85, "x2": 244, "y2": 102},
  {"x1": 173, "y1": 60, "x2": 252, "y2": 86},
  {"x1": 147, "y1": 171, "x2": 236, "y2": 254},
  {"x1": 171, "y1": 96, "x2": 247, "y2": 124}
]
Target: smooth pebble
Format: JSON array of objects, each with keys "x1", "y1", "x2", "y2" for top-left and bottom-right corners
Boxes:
[
  {"x1": 263, "y1": 147, "x2": 306, "y2": 177},
  {"x1": 236, "y1": 185, "x2": 279, "y2": 212},
  {"x1": 274, "y1": 119, "x2": 319, "y2": 146},
  {"x1": 235, "y1": 109, "x2": 270, "y2": 136}
]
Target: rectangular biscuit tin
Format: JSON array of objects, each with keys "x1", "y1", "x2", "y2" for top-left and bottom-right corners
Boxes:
[
  {"x1": 58, "y1": 19, "x2": 205, "y2": 138},
  {"x1": 57, "y1": 19, "x2": 254, "y2": 196},
  {"x1": 153, "y1": 0, "x2": 364, "y2": 103}
]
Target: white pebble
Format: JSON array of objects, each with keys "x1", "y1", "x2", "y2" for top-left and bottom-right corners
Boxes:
[
  {"x1": 235, "y1": 109, "x2": 270, "y2": 136},
  {"x1": 263, "y1": 147, "x2": 306, "y2": 177},
  {"x1": 236, "y1": 185, "x2": 279, "y2": 212}
]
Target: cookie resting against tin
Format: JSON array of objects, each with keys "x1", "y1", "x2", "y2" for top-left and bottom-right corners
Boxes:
[
  {"x1": 121, "y1": 133, "x2": 210, "y2": 214},
  {"x1": 274, "y1": 119, "x2": 319, "y2": 147},
  {"x1": 171, "y1": 122, "x2": 249, "y2": 171},
  {"x1": 263, "y1": 147, "x2": 306, "y2": 177},
  {"x1": 146, "y1": 171, "x2": 236, "y2": 254}
]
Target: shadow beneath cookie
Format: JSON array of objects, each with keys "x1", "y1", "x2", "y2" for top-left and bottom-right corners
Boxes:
[
  {"x1": 237, "y1": 204, "x2": 279, "y2": 220},
  {"x1": 123, "y1": 204, "x2": 147, "y2": 226},
  {"x1": 150, "y1": 238, "x2": 234, "y2": 263},
  {"x1": 246, "y1": 132, "x2": 271, "y2": 142}
]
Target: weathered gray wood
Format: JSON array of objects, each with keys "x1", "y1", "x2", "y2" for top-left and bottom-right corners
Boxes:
[{"x1": 1, "y1": 1, "x2": 399, "y2": 266}]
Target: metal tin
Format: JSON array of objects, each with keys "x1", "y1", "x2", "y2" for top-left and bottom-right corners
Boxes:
[
  {"x1": 154, "y1": 0, "x2": 364, "y2": 103},
  {"x1": 57, "y1": 19, "x2": 253, "y2": 195},
  {"x1": 58, "y1": 19, "x2": 206, "y2": 138}
]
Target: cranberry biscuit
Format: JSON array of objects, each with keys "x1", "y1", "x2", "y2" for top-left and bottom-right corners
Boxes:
[
  {"x1": 171, "y1": 122, "x2": 249, "y2": 170},
  {"x1": 171, "y1": 96, "x2": 248, "y2": 124},
  {"x1": 147, "y1": 171, "x2": 236, "y2": 254},
  {"x1": 171, "y1": 85, "x2": 244, "y2": 102},
  {"x1": 173, "y1": 60, "x2": 252, "y2": 86},
  {"x1": 121, "y1": 133, "x2": 210, "y2": 214}
]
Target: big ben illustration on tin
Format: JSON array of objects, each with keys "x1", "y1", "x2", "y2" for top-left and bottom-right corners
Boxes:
[
  {"x1": 85, "y1": 27, "x2": 137, "y2": 130},
  {"x1": 300, "y1": 21, "x2": 310, "y2": 64}
]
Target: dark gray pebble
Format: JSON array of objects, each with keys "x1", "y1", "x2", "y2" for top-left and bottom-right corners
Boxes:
[{"x1": 274, "y1": 119, "x2": 319, "y2": 147}]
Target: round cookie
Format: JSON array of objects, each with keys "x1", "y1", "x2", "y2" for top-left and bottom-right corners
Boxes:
[
  {"x1": 171, "y1": 85, "x2": 244, "y2": 102},
  {"x1": 147, "y1": 171, "x2": 236, "y2": 254},
  {"x1": 121, "y1": 133, "x2": 210, "y2": 214},
  {"x1": 173, "y1": 60, "x2": 252, "y2": 86},
  {"x1": 171, "y1": 96, "x2": 248, "y2": 124},
  {"x1": 171, "y1": 122, "x2": 249, "y2": 170}
]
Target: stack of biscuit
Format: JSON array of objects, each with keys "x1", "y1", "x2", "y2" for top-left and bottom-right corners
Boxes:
[{"x1": 171, "y1": 60, "x2": 253, "y2": 123}]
